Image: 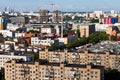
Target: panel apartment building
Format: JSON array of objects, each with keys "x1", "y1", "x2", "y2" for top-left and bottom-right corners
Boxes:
[
  {"x1": 39, "y1": 49, "x2": 120, "y2": 71},
  {"x1": 5, "y1": 59, "x2": 104, "y2": 80},
  {"x1": 0, "y1": 51, "x2": 33, "y2": 69}
]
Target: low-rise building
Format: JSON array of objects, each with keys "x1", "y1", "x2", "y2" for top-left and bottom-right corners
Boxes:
[
  {"x1": 0, "y1": 30, "x2": 14, "y2": 37},
  {"x1": 41, "y1": 25, "x2": 56, "y2": 34},
  {"x1": 106, "y1": 25, "x2": 119, "y2": 36},
  {"x1": 31, "y1": 37, "x2": 58, "y2": 46},
  {"x1": 10, "y1": 16, "x2": 25, "y2": 24},
  {"x1": 58, "y1": 34, "x2": 78, "y2": 45}
]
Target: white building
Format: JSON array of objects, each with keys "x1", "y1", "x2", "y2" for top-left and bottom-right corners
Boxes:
[
  {"x1": 0, "y1": 30, "x2": 14, "y2": 37},
  {"x1": 15, "y1": 32, "x2": 24, "y2": 38},
  {"x1": 95, "y1": 23, "x2": 120, "y2": 31},
  {"x1": 94, "y1": 11, "x2": 104, "y2": 18},
  {"x1": 31, "y1": 37, "x2": 58, "y2": 46},
  {"x1": 0, "y1": 52, "x2": 33, "y2": 69},
  {"x1": 7, "y1": 23, "x2": 19, "y2": 31},
  {"x1": 95, "y1": 23, "x2": 113, "y2": 31},
  {"x1": 41, "y1": 25, "x2": 55, "y2": 34}
]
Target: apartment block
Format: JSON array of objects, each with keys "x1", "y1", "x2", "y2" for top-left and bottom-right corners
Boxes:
[
  {"x1": 0, "y1": 51, "x2": 33, "y2": 69},
  {"x1": 52, "y1": 10, "x2": 62, "y2": 23},
  {"x1": 72, "y1": 23, "x2": 95, "y2": 37},
  {"x1": 39, "y1": 49, "x2": 120, "y2": 71},
  {"x1": 5, "y1": 59, "x2": 104, "y2": 80},
  {"x1": 39, "y1": 10, "x2": 49, "y2": 23},
  {"x1": 80, "y1": 24, "x2": 95, "y2": 37}
]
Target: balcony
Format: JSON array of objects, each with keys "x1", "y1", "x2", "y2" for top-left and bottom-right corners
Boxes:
[
  {"x1": 45, "y1": 76, "x2": 49, "y2": 80},
  {"x1": 52, "y1": 54, "x2": 60, "y2": 58}
]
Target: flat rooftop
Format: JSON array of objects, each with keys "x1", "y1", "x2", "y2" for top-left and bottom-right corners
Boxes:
[
  {"x1": 0, "y1": 51, "x2": 33, "y2": 56},
  {"x1": 7, "y1": 59, "x2": 104, "y2": 69}
]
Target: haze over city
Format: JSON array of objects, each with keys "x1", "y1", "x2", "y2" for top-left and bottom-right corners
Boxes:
[{"x1": 1, "y1": 0, "x2": 120, "y2": 12}]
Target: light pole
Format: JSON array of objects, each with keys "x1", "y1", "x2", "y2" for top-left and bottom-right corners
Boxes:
[{"x1": 61, "y1": 13, "x2": 63, "y2": 38}]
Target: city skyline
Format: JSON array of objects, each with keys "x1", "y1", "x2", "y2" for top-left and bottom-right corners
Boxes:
[{"x1": 1, "y1": 0, "x2": 120, "y2": 12}]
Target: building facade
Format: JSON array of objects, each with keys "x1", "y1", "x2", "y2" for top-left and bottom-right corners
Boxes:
[
  {"x1": 41, "y1": 25, "x2": 55, "y2": 34},
  {"x1": 0, "y1": 52, "x2": 33, "y2": 69},
  {"x1": 39, "y1": 10, "x2": 49, "y2": 23},
  {"x1": 79, "y1": 24, "x2": 95, "y2": 37},
  {"x1": 106, "y1": 26, "x2": 119, "y2": 36},
  {"x1": 52, "y1": 10, "x2": 62, "y2": 23},
  {"x1": 5, "y1": 59, "x2": 104, "y2": 80},
  {"x1": 72, "y1": 23, "x2": 95, "y2": 37},
  {"x1": 31, "y1": 37, "x2": 58, "y2": 46},
  {"x1": 10, "y1": 17, "x2": 25, "y2": 24},
  {"x1": 39, "y1": 49, "x2": 120, "y2": 71}
]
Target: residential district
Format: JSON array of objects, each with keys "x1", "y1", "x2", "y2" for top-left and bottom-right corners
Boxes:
[{"x1": 0, "y1": 7, "x2": 120, "y2": 80}]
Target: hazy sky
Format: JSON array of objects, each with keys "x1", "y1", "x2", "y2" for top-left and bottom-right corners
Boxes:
[{"x1": 1, "y1": 0, "x2": 120, "y2": 12}]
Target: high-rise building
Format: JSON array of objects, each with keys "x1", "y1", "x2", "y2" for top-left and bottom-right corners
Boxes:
[
  {"x1": 39, "y1": 10, "x2": 49, "y2": 23},
  {"x1": 0, "y1": 51, "x2": 33, "y2": 69},
  {"x1": 52, "y1": 10, "x2": 62, "y2": 23},
  {"x1": 5, "y1": 59, "x2": 104, "y2": 80},
  {"x1": 80, "y1": 24, "x2": 95, "y2": 37},
  {"x1": 39, "y1": 49, "x2": 120, "y2": 71}
]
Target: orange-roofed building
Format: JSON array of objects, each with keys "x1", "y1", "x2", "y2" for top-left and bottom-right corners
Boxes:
[
  {"x1": 111, "y1": 30, "x2": 117, "y2": 36},
  {"x1": 24, "y1": 32, "x2": 35, "y2": 38}
]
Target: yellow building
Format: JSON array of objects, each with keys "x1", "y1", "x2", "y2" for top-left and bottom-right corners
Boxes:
[
  {"x1": 39, "y1": 49, "x2": 120, "y2": 71},
  {"x1": 72, "y1": 23, "x2": 95, "y2": 37},
  {"x1": 58, "y1": 34, "x2": 78, "y2": 44},
  {"x1": 5, "y1": 59, "x2": 104, "y2": 80}
]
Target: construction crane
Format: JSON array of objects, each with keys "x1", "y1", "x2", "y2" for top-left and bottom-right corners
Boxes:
[
  {"x1": 51, "y1": 3, "x2": 55, "y2": 11},
  {"x1": 37, "y1": 6, "x2": 42, "y2": 11}
]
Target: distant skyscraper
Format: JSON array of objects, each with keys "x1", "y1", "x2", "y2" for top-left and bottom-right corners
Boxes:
[
  {"x1": 5, "y1": 6, "x2": 10, "y2": 14},
  {"x1": 39, "y1": 10, "x2": 49, "y2": 23}
]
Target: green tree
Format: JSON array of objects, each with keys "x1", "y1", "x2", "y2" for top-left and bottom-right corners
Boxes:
[
  {"x1": 105, "y1": 69, "x2": 120, "y2": 80},
  {"x1": 34, "y1": 53, "x2": 39, "y2": 61},
  {"x1": 90, "y1": 18, "x2": 99, "y2": 23},
  {"x1": 76, "y1": 29, "x2": 80, "y2": 38},
  {"x1": 16, "y1": 28, "x2": 22, "y2": 32},
  {"x1": 0, "y1": 68, "x2": 5, "y2": 80},
  {"x1": 28, "y1": 30, "x2": 40, "y2": 33},
  {"x1": 64, "y1": 16, "x2": 72, "y2": 21},
  {"x1": 110, "y1": 35, "x2": 116, "y2": 41},
  {"x1": 49, "y1": 32, "x2": 109, "y2": 50}
]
